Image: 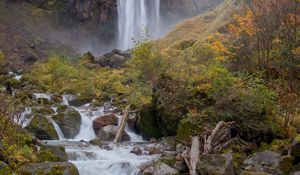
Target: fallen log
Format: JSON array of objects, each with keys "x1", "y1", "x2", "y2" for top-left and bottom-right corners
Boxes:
[{"x1": 114, "y1": 105, "x2": 130, "y2": 143}]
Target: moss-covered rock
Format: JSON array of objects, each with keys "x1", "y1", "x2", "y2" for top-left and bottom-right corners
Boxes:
[
  {"x1": 197, "y1": 152, "x2": 235, "y2": 175},
  {"x1": 37, "y1": 146, "x2": 67, "y2": 163},
  {"x1": 277, "y1": 155, "x2": 293, "y2": 174},
  {"x1": 17, "y1": 162, "x2": 79, "y2": 175},
  {"x1": 142, "y1": 161, "x2": 180, "y2": 175},
  {"x1": 52, "y1": 108, "x2": 81, "y2": 139},
  {"x1": 68, "y1": 96, "x2": 93, "y2": 107},
  {"x1": 26, "y1": 116, "x2": 59, "y2": 140},
  {"x1": 138, "y1": 105, "x2": 161, "y2": 140}
]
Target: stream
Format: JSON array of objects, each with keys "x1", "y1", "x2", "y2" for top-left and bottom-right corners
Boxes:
[{"x1": 42, "y1": 95, "x2": 159, "y2": 175}]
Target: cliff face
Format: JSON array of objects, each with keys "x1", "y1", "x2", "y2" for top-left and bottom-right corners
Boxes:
[
  {"x1": 160, "y1": 0, "x2": 224, "y2": 21},
  {"x1": 0, "y1": 0, "x2": 224, "y2": 71}
]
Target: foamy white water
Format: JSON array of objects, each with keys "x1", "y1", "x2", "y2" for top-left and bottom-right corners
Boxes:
[
  {"x1": 117, "y1": 0, "x2": 161, "y2": 50},
  {"x1": 48, "y1": 96, "x2": 157, "y2": 175}
]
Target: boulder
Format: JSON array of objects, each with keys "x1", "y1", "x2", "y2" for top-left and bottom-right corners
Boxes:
[
  {"x1": 243, "y1": 150, "x2": 294, "y2": 175},
  {"x1": 142, "y1": 162, "x2": 180, "y2": 175},
  {"x1": 37, "y1": 146, "x2": 68, "y2": 162},
  {"x1": 109, "y1": 54, "x2": 126, "y2": 68},
  {"x1": 52, "y1": 108, "x2": 81, "y2": 138},
  {"x1": 92, "y1": 113, "x2": 118, "y2": 134},
  {"x1": 17, "y1": 162, "x2": 79, "y2": 175},
  {"x1": 26, "y1": 116, "x2": 59, "y2": 140},
  {"x1": 244, "y1": 150, "x2": 281, "y2": 167},
  {"x1": 131, "y1": 146, "x2": 143, "y2": 156},
  {"x1": 127, "y1": 113, "x2": 138, "y2": 130},
  {"x1": 197, "y1": 152, "x2": 234, "y2": 175},
  {"x1": 144, "y1": 147, "x2": 162, "y2": 155},
  {"x1": 68, "y1": 97, "x2": 93, "y2": 107},
  {"x1": 97, "y1": 125, "x2": 130, "y2": 141},
  {"x1": 291, "y1": 135, "x2": 300, "y2": 158}
]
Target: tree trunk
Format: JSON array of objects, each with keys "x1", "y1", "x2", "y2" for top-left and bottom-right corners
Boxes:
[{"x1": 114, "y1": 106, "x2": 130, "y2": 143}]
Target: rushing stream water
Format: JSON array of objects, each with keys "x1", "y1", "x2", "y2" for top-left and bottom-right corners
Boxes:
[{"x1": 42, "y1": 95, "x2": 158, "y2": 175}]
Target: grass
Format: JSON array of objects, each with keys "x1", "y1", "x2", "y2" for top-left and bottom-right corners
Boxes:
[{"x1": 158, "y1": 0, "x2": 239, "y2": 52}]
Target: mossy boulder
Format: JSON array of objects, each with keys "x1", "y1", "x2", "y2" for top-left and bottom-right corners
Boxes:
[
  {"x1": 37, "y1": 146, "x2": 67, "y2": 163},
  {"x1": 97, "y1": 125, "x2": 130, "y2": 141},
  {"x1": 26, "y1": 116, "x2": 59, "y2": 140},
  {"x1": 52, "y1": 108, "x2": 81, "y2": 139},
  {"x1": 17, "y1": 162, "x2": 79, "y2": 175},
  {"x1": 68, "y1": 96, "x2": 93, "y2": 107},
  {"x1": 138, "y1": 105, "x2": 161, "y2": 140},
  {"x1": 142, "y1": 161, "x2": 180, "y2": 175},
  {"x1": 291, "y1": 135, "x2": 300, "y2": 158},
  {"x1": 197, "y1": 152, "x2": 235, "y2": 175}
]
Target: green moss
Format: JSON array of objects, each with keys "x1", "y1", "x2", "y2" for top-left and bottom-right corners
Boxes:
[
  {"x1": 278, "y1": 155, "x2": 293, "y2": 175},
  {"x1": 159, "y1": 156, "x2": 176, "y2": 167},
  {"x1": 139, "y1": 105, "x2": 161, "y2": 139},
  {"x1": 37, "y1": 148, "x2": 65, "y2": 163},
  {"x1": 26, "y1": 116, "x2": 58, "y2": 140}
]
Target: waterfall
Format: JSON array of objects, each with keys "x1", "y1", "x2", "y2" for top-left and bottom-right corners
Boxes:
[{"x1": 117, "y1": 0, "x2": 161, "y2": 50}]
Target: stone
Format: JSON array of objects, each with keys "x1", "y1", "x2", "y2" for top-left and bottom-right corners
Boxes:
[
  {"x1": 109, "y1": 54, "x2": 126, "y2": 68},
  {"x1": 144, "y1": 147, "x2": 162, "y2": 155},
  {"x1": 37, "y1": 145, "x2": 67, "y2": 162},
  {"x1": 142, "y1": 162, "x2": 180, "y2": 175},
  {"x1": 291, "y1": 135, "x2": 300, "y2": 158},
  {"x1": 17, "y1": 162, "x2": 79, "y2": 175},
  {"x1": 197, "y1": 152, "x2": 235, "y2": 175},
  {"x1": 92, "y1": 113, "x2": 118, "y2": 134},
  {"x1": 97, "y1": 125, "x2": 130, "y2": 141},
  {"x1": 52, "y1": 108, "x2": 81, "y2": 138},
  {"x1": 243, "y1": 150, "x2": 293, "y2": 175},
  {"x1": 244, "y1": 150, "x2": 281, "y2": 167},
  {"x1": 127, "y1": 113, "x2": 137, "y2": 130},
  {"x1": 26, "y1": 116, "x2": 59, "y2": 140},
  {"x1": 131, "y1": 146, "x2": 143, "y2": 156}
]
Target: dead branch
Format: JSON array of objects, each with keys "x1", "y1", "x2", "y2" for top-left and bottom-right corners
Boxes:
[{"x1": 114, "y1": 105, "x2": 130, "y2": 143}]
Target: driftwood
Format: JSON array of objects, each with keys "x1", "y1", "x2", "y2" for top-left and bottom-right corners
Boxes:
[
  {"x1": 181, "y1": 121, "x2": 235, "y2": 175},
  {"x1": 114, "y1": 105, "x2": 130, "y2": 143}
]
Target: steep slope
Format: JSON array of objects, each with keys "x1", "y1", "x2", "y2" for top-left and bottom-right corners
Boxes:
[{"x1": 158, "y1": 0, "x2": 239, "y2": 51}]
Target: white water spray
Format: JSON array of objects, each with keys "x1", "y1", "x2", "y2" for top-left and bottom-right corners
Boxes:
[{"x1": 117, "y1": 0, "x2": 161, "y2": 50}]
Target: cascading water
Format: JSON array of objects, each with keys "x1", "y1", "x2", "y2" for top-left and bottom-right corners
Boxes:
[
  {"x1": 46, "y1": 95, "x2": 158, "y2": 175},
  {"x1": 117, "y1": 0, "x2": 161, "y2": 50}
]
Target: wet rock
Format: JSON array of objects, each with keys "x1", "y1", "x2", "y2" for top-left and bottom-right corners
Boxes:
[
  {"x1": 52, "y1": 108, "x2": 81, "y2": 138},
  {"x1": 197, "y1": 152, "x2": 234, "y2": 175},
  {"x1": 142, "y1": 162, "x2": 180, "y2": 175},
  {"x1": 92, "y1": 113, "x2": 118, "y2": 134},
  {"x1": 17, "y1": 162, "x2": 79, "y2": 175},
  {"x1": 68, "y1": 97, "x2": 93, "y2": 107},
  {"x1": 127, "y1": 113, "x2": 138, "y2": 130},
  {"x1": 37, "y1": 145, "x2": 67, "y2": 162},
  {"x1": 97, "y1": 125, "x2": 130, "y2": 141},
  {"x1": 144, "y1": 147, "x2": 162, "y2": 155},
  {"x1": 89, "y1": 137, "x2": 103, "y2": 146},
  {"x1": 26, "y1": 116, "x2": 59, "y2": 140},
  {"x1": 131, "y1": 146, "x2": 143, "y2": 156}
]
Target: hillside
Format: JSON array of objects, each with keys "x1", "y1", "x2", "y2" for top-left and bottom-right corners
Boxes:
[{"x1": 159, "y1": 0, "x2": 239, "y2": 51}]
